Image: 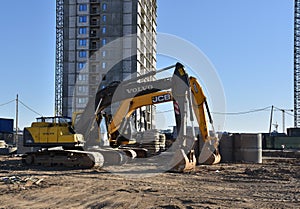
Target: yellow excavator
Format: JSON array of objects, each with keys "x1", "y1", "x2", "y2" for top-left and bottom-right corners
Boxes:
[
  {"x1": 22, "y1": 116, "x2": 104, "y2": 168},
  {"x1": 93, "y1": 62, "x2": 221, "y2": 170},
  {"x1": 22, "y1": 62, "x2": 220, "y2": 172}
]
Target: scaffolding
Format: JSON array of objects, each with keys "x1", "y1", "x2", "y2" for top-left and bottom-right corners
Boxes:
[{"x1": 55, "y1": 0, "x2": 64, "y2": 116}]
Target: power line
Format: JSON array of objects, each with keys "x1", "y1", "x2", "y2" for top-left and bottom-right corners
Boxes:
[
  {"x1": 283, "y1": 111, "x2": 294, "y2": 117},
  {"x1": 156, "y1": 106, "x2": 291, "y2": 116},
  {"x1": 18, "y1": 100, "x2": 43, "y2": 117},
  {"x1": 0, "y1": 99, "x2": 15, "y2": 107},
  {"x1": 273, "y1": 106, "x2": 294, "y2": 117},
  {"x1": 0, "y1": 98, "x2": 43, "y2": 117},
  {"x1": 212, "y1": 106, "x2": 272, "y2": 115}
]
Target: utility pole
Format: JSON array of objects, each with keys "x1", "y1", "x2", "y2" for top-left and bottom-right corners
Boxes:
[
  {"x1": 15, "y1": 94, "x2": 19, "y2": 145},
  {"x1": 279, "y1": 108, "x2": 293, "y2": 133},
  {"x1": 269, "y1": 105, "x2": 274, "y2": 134},
  {"x1": 282, "y1": 109, "x2": 285, "y2": 133}
]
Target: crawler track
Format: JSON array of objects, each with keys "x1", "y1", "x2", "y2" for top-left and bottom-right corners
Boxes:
[{"x1": 22, "y1": 150, "x2": 104, "y2": 168}]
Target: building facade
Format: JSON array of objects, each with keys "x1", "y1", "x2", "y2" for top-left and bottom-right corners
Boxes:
[{"x1": 61, "y1": 0, "x2": 157, "y2": 130}]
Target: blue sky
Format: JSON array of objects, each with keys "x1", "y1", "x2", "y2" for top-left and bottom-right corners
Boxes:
[{"x1": 0, "y1": 0, "x2": 295, "y2": 133}]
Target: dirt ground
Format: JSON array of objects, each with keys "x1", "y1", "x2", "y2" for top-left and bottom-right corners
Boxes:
[{"x1": 0, "y1": 156, "x2": 299, "y2": 209}]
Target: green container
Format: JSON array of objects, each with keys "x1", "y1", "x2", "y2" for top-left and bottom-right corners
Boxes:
[{"x1": 273, "y1": 136, "x2": 300, "y2": 149}]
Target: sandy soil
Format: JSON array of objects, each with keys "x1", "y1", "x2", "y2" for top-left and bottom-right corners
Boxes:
[{"x1": 0, "y1": 156, "x2": 299, "y2": 209}]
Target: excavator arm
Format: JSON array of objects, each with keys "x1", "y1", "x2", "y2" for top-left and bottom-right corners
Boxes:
[
  {"x1": 189, "y1": 76, "x2": 210, "y2": 141},
  {"x1": 189, "y1": 76, "x2": 221, "y2": 164}
]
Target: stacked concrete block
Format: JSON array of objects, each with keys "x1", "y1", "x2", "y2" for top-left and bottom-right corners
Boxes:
[{"x1": 139, "y1": 129, "x2": 166, "y2": 156}]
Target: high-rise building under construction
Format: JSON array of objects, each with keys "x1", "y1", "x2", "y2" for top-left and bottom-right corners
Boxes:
[{"x1": 56, "y1": 0, "x2": 157, "y2": 130}]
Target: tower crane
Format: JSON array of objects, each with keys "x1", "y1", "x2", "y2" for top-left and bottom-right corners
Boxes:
[{"x1": 295, "y1": 0, "x2": 300, "y2": 127}]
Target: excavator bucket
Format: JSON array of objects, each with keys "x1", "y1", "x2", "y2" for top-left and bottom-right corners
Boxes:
[
  {"x1": 169, "y1": 149, "x2": 196, "y2": 172},
  {"x1": 199, "y1": 151, "x2": 221, "y2": 165},
  {"x1": 198, "y1": 136, "x2": 221, "y2": 165}
]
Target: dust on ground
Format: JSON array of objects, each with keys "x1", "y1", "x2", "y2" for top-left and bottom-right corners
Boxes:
[{"x1": 0, "y1": 156, "x2": 299, "y2": 209}]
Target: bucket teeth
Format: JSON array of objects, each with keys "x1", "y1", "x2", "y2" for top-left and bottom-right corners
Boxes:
[{"x1": 169, "y1": 149, "x2": 196, "y2": 172}]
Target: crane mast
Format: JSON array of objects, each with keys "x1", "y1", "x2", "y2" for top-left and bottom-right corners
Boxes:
[
  {"x1": 294, "y1": 0, "x2": 300, "y2": 127},
  {"x1": 55, "y1": 0, "x2": 64, "y2": 116}
]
